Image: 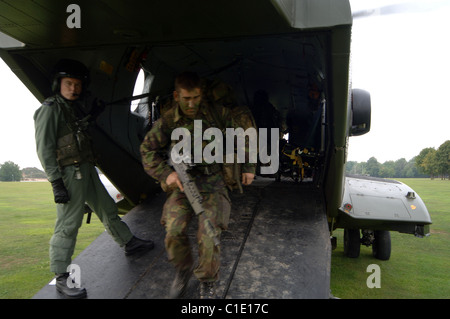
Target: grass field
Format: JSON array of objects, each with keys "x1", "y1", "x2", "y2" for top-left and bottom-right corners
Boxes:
[
  {"x1": 0, "y1": 182, "x2": 105, "y2": 299},
  {"x1": 0, "y1": 178, "x2": 448, "y2": 299}
]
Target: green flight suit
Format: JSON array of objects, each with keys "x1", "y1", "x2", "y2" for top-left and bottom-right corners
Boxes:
[{"x1": 34, "y1": 94, "x2": 133, "y2": 274}]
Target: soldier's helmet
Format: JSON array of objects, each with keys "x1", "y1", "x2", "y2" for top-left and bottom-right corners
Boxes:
[{"x1": 51, "y1": 59, "x2": 90, "y2": 93}]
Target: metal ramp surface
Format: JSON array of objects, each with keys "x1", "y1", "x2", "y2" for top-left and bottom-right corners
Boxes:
[{"x1": 33, "y1": 178, "x2": 331, "y2": 299}]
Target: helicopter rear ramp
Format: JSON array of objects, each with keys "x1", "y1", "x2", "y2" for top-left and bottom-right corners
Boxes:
[{"x1": 33, "y1": 178, "x2": 331, "y2": 299}]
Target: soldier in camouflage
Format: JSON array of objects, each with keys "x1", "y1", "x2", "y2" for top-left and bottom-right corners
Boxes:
[
  {"x1": 206, "y1": 79, "x2": 258, "y2": 192},
  {"x1": 140, "y1": 72, "x2": 255, "y2": 299},
  {"x1": 34, "y1": 59, "x2": 154, "y2": 299}
]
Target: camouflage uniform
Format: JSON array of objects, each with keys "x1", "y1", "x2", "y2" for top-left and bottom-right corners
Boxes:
[
  {"x1": 206, "y1": 79, "x2": 258, "y2": 191},
  {"x1": 140, "y1": 101, "x2": 255, "y2": 282}
]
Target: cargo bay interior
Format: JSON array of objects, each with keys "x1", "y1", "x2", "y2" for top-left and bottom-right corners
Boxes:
[{"x1": 129, "y1": 33, "x2": 330, "y2": 184}]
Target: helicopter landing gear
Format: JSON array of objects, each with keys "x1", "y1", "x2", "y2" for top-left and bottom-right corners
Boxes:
[{"x1": 343, "y1": 229, "x2": 391, "y2": 260}]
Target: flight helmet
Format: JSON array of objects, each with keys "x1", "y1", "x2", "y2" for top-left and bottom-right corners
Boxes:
[{"x1": 51, "y1": 59, "x2": 90, "y2": 93}]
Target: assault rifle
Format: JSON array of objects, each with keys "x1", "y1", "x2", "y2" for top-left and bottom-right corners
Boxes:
[{"x1": 168, "y1": 151, "x2": 220, "y2": 246}]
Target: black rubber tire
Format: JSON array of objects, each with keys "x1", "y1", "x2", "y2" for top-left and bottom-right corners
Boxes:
[
  {"x1": 344, "y1": 228, "x2": 360, "y2": 258},
  {"x1": 372, "y1": 230, "x2": 391, "y2": 260}
]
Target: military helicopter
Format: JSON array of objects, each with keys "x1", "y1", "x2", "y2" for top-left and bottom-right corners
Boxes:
[{"x1": 0, "y1": 0, "x2": 432, "y2": 299}]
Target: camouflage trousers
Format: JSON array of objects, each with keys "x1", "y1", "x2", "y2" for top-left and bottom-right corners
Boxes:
[{"x1": 161, "y1": 187, "x2": 231, "y2": 282}]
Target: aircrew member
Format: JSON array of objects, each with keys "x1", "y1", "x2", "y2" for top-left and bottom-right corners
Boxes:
[{"x1": 34, "y1": 59, "x2": 154, "y2": 299}]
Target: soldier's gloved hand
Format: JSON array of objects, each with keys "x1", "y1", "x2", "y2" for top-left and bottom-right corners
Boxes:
[{"x1": 51, "y1": 178, "x2": 70, "y2": 204}]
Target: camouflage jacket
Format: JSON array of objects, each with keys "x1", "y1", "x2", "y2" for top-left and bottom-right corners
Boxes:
[{"x1": 140, "y1": 102, "x2": 255, "y2": 193}]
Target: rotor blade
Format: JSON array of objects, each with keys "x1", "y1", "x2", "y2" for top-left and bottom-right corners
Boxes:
[{"x1": 352, "y1": 0, "x2": 450, "y2": 19}]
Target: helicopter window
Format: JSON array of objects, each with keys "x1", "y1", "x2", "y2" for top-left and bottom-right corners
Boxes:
[
  {"x1": 131, "y1": 68, "x2": 146, "y2": 112},
  {"x1": 133, "y1": 68, "x2": 146, "y2": 96},
  {"x1": 131, "y1": 68, "x2": 155, "y2": 115}
]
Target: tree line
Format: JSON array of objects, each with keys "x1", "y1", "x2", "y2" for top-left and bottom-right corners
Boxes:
[
  {"x1": 0, "y1": 161, "x2": 46, "y2": 181},
  {"x1": 1, "y1": 140, "x2": 449, "y2": 181},
  {"x1": 346, "y1": 140, "x2": 450, "y2": 179}
]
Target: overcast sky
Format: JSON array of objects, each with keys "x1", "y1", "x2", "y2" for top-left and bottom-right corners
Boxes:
[
  {"x1": 0, "y1": 0, "x2": 449, "y2": 170},
  {"x1": 348, "y1": 0, "x2": 450, "y2": 162}
]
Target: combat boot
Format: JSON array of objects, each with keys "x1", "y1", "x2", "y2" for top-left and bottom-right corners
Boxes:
[
  {"x1": 169, "y1": 267, "x2": 193, "y2": 298},
  {"x1": 125, "y1": 236, "x2": 154, "y2": 256},
  {"x1": 55, "y1": 273, "x2": 87, "y2": 299},
  {"x1": 199, "y1": 281, "x2": 216, "y2": 299}
]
